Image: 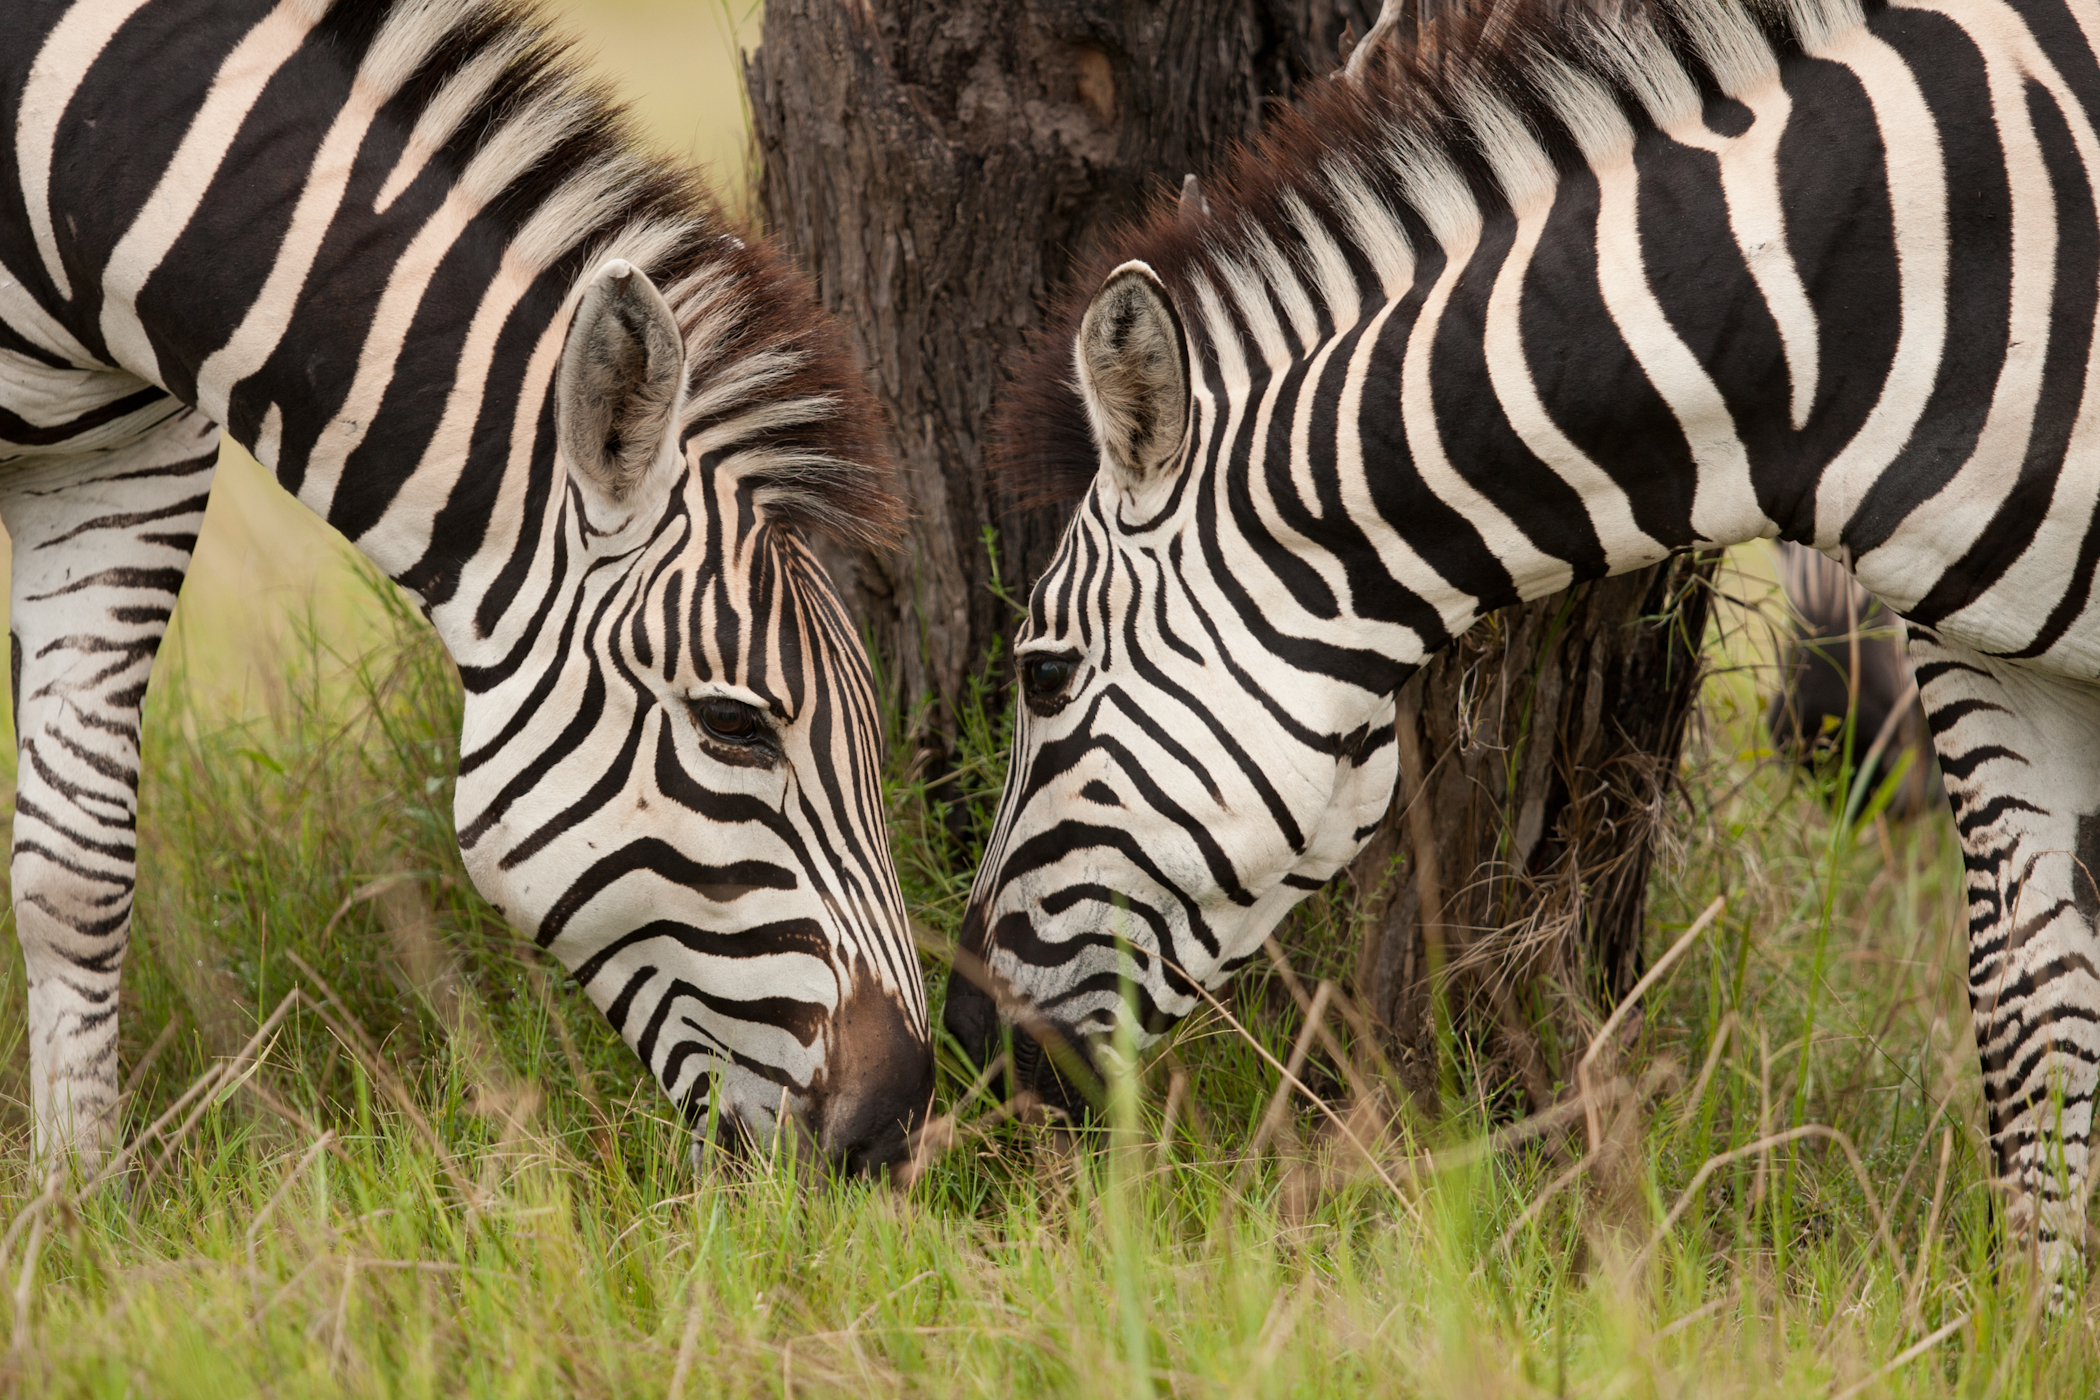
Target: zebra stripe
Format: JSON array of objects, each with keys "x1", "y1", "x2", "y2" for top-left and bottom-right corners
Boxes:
[
  {"x1": 3, "y1": 0, "x2": 930, "y2": 1174},
  {"x1": 955, "y1": 0, "x2": 2100, "y2": 1279}
]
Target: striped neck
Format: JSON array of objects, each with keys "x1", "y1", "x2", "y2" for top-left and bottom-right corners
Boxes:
[
  {"x1": 31, "y1": 0, "x2": 894, "y2": 668},
  {"x1": 1007, "y1": 0, "x2": 2100, "y2": 669}
]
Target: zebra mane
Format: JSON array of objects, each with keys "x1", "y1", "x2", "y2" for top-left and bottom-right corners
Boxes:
[
  {"x1": 993, "y1": 0, "x2": 1872, "y2": 510},
  {"x1": 316, "y1": 0, "x2": 901, "y2": 550}
]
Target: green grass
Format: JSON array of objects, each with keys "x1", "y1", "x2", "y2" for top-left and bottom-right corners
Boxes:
[{"x1": 0, "y1": 553, "x2": 2093, "y2": 1397}]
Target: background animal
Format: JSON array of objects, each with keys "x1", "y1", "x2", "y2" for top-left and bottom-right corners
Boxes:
[{"x1": 1767, "y1": 541, "x2": 1935, "y2": 819}]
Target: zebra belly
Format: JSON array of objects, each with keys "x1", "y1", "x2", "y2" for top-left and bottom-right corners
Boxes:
[
  {"x1": 0, "y1": 347, "x2": 183, "y2": 465},
  {"x1": 1849, "y1": 505, "x2": 2100, "y2": 681}
]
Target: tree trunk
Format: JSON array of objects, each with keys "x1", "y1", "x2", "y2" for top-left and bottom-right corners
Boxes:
[
  {"x1": 1346, "y1": 553, "x2": 1720, "y2": 1108},
  {"x1": 748, "y1": 2, "x2": 1719, "y2": 1091},
  {"x1": 745, "y1": 0, "x2": 1378, "y2": 765}
]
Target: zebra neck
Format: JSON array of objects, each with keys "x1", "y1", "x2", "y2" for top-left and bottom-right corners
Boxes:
[
  {"x1": 20, "y1": 0, "x2": 680, "y2": 669},
  {"x1": 1182, "y1": 51, "x2": 1949, "y2": 668}
]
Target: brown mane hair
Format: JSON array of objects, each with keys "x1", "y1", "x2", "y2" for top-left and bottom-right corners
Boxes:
[{"x1": 992, "y1": 0, "x2": 1853, "y2": 513}]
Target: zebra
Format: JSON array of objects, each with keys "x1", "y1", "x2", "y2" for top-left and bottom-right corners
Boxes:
[
  {"x1": 2, "y1": 0, "x2": 932, "y2": 1175},
  {"x1": 948, "y1": 0, "x2": 2100, "y2": 1279},
  {"x1": 1768, "y1": 541, "x2": 1935, "y2": 818}
]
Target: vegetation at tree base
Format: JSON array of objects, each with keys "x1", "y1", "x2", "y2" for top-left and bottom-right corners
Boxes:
[{"x1": 0, "y1": 555, "x2": 2088, "y2": 1397}]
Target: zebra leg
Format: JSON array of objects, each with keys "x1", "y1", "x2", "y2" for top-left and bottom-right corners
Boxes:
[
  {"x1": 0, "y1": 410, "x2": 217, "y2": 1170},
  {"x1": 1911, "y1": 627, "x2": 2100, "y2": 1286}
]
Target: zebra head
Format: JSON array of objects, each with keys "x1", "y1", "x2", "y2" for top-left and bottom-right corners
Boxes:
[
  {"x1": 950, "y1": 263, "x2": 1401, "y2": 1105},
  {"x1": 456, "y1": 260, "x2": 930, "y2": 1172}
]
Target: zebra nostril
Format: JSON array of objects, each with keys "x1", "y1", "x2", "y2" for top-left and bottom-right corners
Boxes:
[{"x1": 1010, "y1": 1028, "x2": 1044, "y2": 1087}]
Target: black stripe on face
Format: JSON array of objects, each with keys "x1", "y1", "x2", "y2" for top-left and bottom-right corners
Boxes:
[
  {"x1": 1249, "y1": 358, "x2": 1344, "y2": 620},
  {"x1": 492, "y1": 606, "x2": 660, "y2": 873},
  {"x1": 1046, "y1": 528, "x2": 1081, "y2": 640},
  {"x1": 1039, "y1": 883, "x2": 1177, "y2": 965},
  {"x1": 1071, "y1": 510, "x2": 1102, "y2": 652},
  {"x1": 456, "y1": 546, "x2": 630, "y2": 836},
  {"x1": 534, "y1": 836, "x2": 797, "y2": 949},
  {"x1": 1193, "y1": 466, "x2": 1420, "y2": 693},
  {"x1": 457, "y1": 524, "x2": 569, "y2": 694},
  {"x1": 785, "y1": 643, "x2": 889, "y2": 912},
  {"x1": 660, "y1": 568, "x2": 685, "y2": 681},
  {"x1": 637, "y1": 977, "x2": 822, "y2": 1073},
  {"x1": 1025, "y1": 716, "x2": 1250, "y2": 923},
  {"x1": 984, "y1": 810, "x2": 1220, "y2": 966},
  {"x1": 1104, "y1": 558, "x2": 1309, "y2": 853},
  {"x1": 571, "y1": 917, "x2": 832, "y2": 993},
  {"x1": 1140, "y1": 546, "x2": 1206, "y2": 665}
]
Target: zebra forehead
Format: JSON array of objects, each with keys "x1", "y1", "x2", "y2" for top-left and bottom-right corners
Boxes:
[
  {"x1": 318, "y1": 0, "x2": 903, "y2": 553},
  {"x1": 989, "y1": 0, "x2": 1867, "y2": 515}
]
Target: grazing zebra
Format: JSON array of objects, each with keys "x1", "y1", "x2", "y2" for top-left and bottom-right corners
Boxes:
[
  {"x1": 2, "y1": 0, "x2": 932, "y2": 1174},
  {"x1": 1768, "y1": 541, "x2": 1934, "y2": 817},
  {"x1": 950, "y1": 0, "x2": 2100, "y2": 1278}
]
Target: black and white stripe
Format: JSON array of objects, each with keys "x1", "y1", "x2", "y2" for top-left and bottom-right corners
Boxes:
[
  {"x1": 3, "y1": 0, "x2": 930, "y2": 1173},
  {"x1": 952, "y1": 0, "x2": 2100, "y2": 1274}
]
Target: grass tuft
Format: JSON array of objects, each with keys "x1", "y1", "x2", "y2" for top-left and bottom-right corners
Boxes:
[{"x1": 0, "y1": 554, "x2": 2093, "y2": 1395}]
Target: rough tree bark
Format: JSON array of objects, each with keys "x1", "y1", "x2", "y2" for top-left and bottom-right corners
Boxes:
[
  {"x1": 1349, "y1": 554, "x2": 1719, "y2": 1106},
  {"x1": 748, "y1": 2, "x2": 1718, "y2": 1092},
  {"x1": 746, "y1": 0, "x2": 1377, "y2": 757}
]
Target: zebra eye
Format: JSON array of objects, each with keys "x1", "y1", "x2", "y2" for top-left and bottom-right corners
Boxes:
[
  {"x1": 694, "y1": 696, "x2": 765, "y2": 745},
  {"x1": 1022, "y1": 656, "x2": 1074, "y2": 700}
]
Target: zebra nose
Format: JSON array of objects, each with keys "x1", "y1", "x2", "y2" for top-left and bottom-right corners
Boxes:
[{"x1": 816, "y1": 982, "x2": 934, "y2": 1177}]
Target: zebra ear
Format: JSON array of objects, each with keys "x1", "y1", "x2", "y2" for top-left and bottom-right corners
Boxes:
[
  {"x1": 556, "y1": 258, "x2": 686, "y2": 508},
  {"x1": 1074, "y1": 261, "x2": 1190, "y2": 492}
]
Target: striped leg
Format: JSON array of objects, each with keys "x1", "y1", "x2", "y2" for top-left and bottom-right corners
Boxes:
[
  {"x1": 0, "y1": 409, "x2": 217, "y2": 1169},
  {"x1": 1912, "y1": 628, "x2": 2100, "y2": 1286}
]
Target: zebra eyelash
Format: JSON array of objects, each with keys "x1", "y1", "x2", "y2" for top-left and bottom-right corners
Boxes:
[
  {"x1": 682, "y1": 692, "x2": 785, "y2": 767},
  {"x1": 1017, "y1": 648, "x2": 1085, "y2": 717}
]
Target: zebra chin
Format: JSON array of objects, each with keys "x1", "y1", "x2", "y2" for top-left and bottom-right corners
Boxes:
[{"x1": 693, "y1": 979, "x2": 935, "y2": 1179}]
